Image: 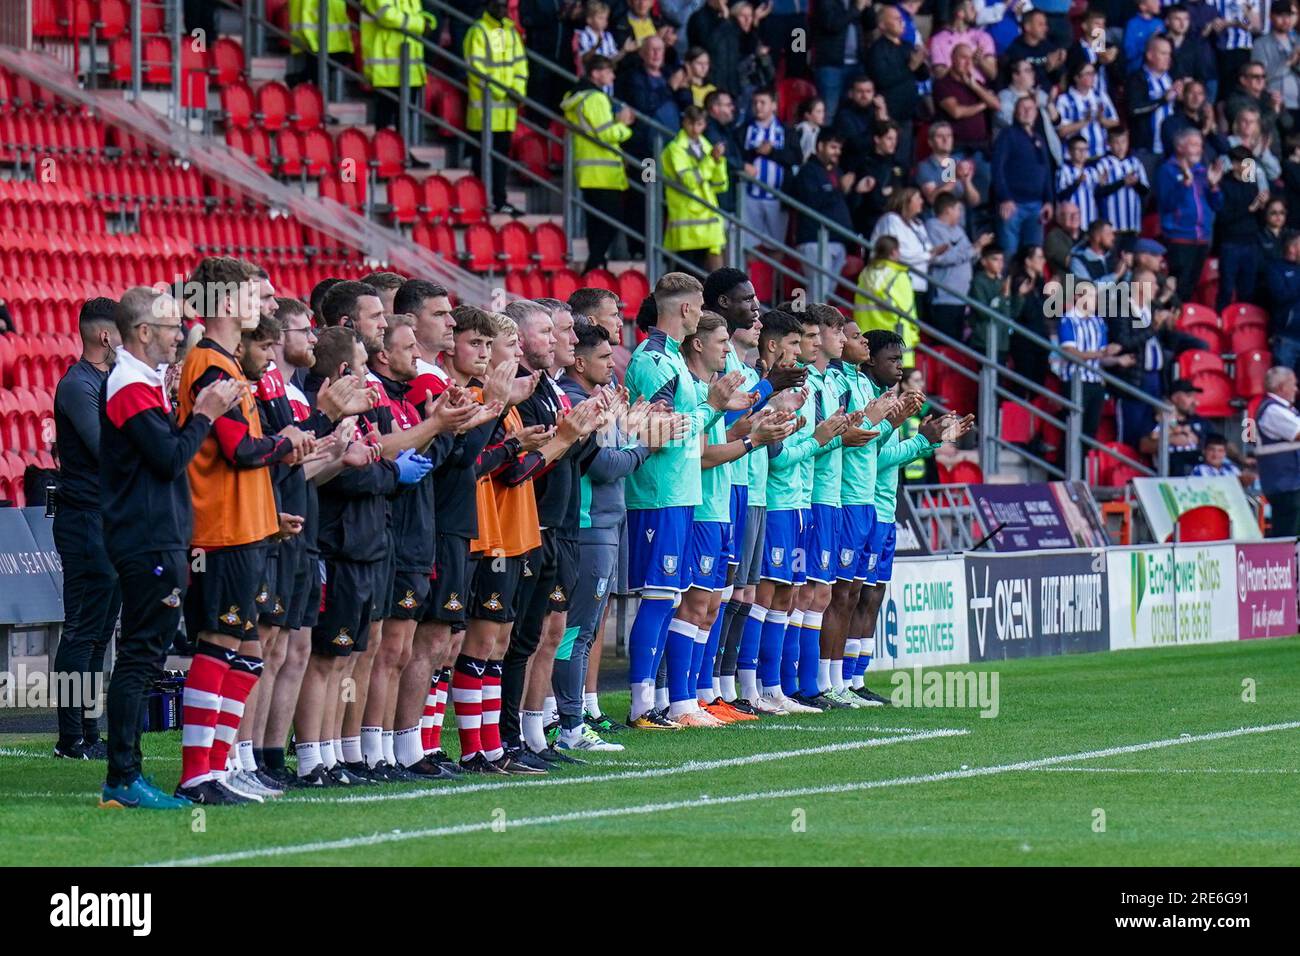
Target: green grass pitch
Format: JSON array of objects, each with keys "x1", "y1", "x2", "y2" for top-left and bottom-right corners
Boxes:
[{"x1": 2, "y1": 638, "x2": 1298, "y2": 867}]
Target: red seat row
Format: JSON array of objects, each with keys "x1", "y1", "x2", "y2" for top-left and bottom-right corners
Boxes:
[
  {"x1": 33, "y1": 0, "x2": 139, "y2": 41},
  {"x1": 504, "y1": 266, "x2": 649, "y2": 312},
  {"x1": 0, "y1": 110, "x2": 106, "y2": 161},
  {"x1": 221, "y1": 81, "x2": 324, "y2": 133},
  {"x1": 109, "y1": 34, "x2": 244, "y2": 90},
  {"x1": 57, "y1": 157, "x2": 206, "y2": 210},
  {"x1": 227, "y1": 122, "x2": 407, "y2": 182},
  {"x1": 390, "y1": 174, "x2": 487, "y2": 227},
  {"x1": 139, "y1": 209, "x2": 305, "y2": 259},
  {"x1": 0, "y1": 199, "x2": 105, "y2": 235}
]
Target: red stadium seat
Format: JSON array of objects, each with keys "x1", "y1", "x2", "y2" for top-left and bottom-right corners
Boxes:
[
  {"x1": 256, "y1": 80, "x2": 292, "y2": 131},
  {"x1": 947, "y1": 460, "x2": 983, "y2": 484},
  {"x1": 583, "y1": 267, "x2": 618, "y2": 292},
  {"x1": 549, "y1": 267, "x2": 580, "y2": 302},
  {"x1": 462, "y1": 222, "x2": 499, "y2": 272},
  {"x1": 385, "y1": 173, "x2": 420, "y2": 224},
  {"x1": 533, "y1": 221, "x2": 566, "y2": 271},
  {"x1": 617, "y1": 268, "x2": 649, "y2": 311},
  {"x1": 1190, "y1": 369, "x2": 1234, "y2": 417},
  {"x1": 451, "y1": 176, "x2": 487, "y2": 225},
  {"x1": 301, "y1": 128, "x2": 334, "y2": 176},
  {"x1": 420, "y1": 174, "x2": 453, "y2": 222},
  {"x1": 1222, "y1": 302, "x2": 1268, "y2": 333},
  {"x1": 518, "y1": 268, "x2": 548, "y2": 300},
  {"x1": 1177, "y1": 302, "x2": 1219, "y2": 333},
  {"x1": 1235, "y1": 349, "x2": 1270, "y2": 399},
  {"x1": 413, "y1": 222, "x2": 457, "y2": 260},
  {"x1": 510, "y1": 131, "x2": 547, "y2": 179},
  {"x1": 371, "y1": 128, "x2": 406, "y2": 179},
  {"x1": 291, "y1": 82, "x2": 324, "y2": 131},
  {"x1": 1176, "y1": 348, "x2": 1224, "y2": 379},
  {"x1": 222, "y1": 81, "x2": 255, "y2": 128},
  {"x1": 142, "y1": 38, "x2": 172, "y2": 85},
  {"x1": 776, "y1": 77, "x2": 817, "y2": 124},
  {"x1": 1231, "y1": 324, "x2": 1268, "y2": 354},
  {"x1": 497, "y1": 220, "x2": 533, "y2": 271},
  {"x1": 1000, "y1": 400, "x2": 1032, "y2": 443},
  {"x1": 335, "y1": 127, "x2": 370, "y2": 181},
  {"x1": 211, "y1": 37, "x2": 246, "y2": 87},
  {"x1": 275, "y1": 129, "x2": 305, "y2": 177}
]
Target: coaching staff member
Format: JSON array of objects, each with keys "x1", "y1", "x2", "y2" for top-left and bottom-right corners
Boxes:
[
  {"x1": 51, "y1": 297, "x2": 122, "y2": 759},
  {"x1": 98, "y1": 287, "x2": 243, "y2": 809}
]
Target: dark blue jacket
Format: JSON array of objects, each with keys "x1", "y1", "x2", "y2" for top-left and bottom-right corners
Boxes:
[
  {"x1": 1155, "y1": 159, "x2": 1223, "y2": 243},
  {"x1": 788, "y1": 159, "x2": 855, "y2": 245},
  {"x1": 1266, "y1": 258, "x2": 1300, "y2": 338},
  {"x1": 991, "y1": 124, "x2": 1054, "y2": 205}
]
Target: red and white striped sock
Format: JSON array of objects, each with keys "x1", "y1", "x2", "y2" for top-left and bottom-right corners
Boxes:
[
  {"x1": 452, "y1": 656, "x2": 484, "y2": 761},
  {"x1": 180, "y1": 645, "x2": 231, "y2": 788},
  {"x1": 209, "y1": 655, "x2": 262, "y2": 775},
  {"x1": 430, "y1": 668, "x2": 449, "y2": 752},
  {"x1": 420, "y1": 674, "x2": 439, "y2": 753},
  {"x1": 480, "y1": 660, "x2": 504, "y2": 761}
]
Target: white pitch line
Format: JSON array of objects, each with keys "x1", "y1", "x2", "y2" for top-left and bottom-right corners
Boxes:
[
  {"x1": 144, "y1": 720, "x2": 1300, "y2": 867},
  {"x1": 733, "y1": 723, "x2": 924, "y2": 733},
  {"x1": 288, "y1": 727, "x2": 968, "y2": 806},
  {"x1": 0, "y1": 748, "x2": 51, "y2": 759},
  {"x1": 1037, "y1": 766, "x2": 1300, "y2": 775}
]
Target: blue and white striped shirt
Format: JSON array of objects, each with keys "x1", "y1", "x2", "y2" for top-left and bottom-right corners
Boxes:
[
  {"x1": 1144, "y1": 69, "x2": 1175, "y2": 155},
  {"x1": 1075, "y1": 40, "x2": 1109, "y2": 98},
  {"x1": 1215, "y1": 0, "x2": 1257, "y2": 51},
  {"x1": 1055, "y1": 86, "x2": 1118, "y2": 158},
  {"x1": 576, "y1": 26, "x2": 618, "y2": 60},
  {"x1": 744, "y1": 118, "x2": 787, "y2": 201},
  {"x1": 1093, "y1": 152, "x2": 1148, "y2": 233},
  {"x1": 1059, "y1": 312, "x2": 1107, "y2": 382},
  {"x1": 1057, "y1": 163, "x2": 1101, "y2": 228}
]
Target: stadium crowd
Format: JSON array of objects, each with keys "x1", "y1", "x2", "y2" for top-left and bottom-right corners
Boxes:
[{"x1": 49, "y1": 261, "x2": 970, "y2": 809}]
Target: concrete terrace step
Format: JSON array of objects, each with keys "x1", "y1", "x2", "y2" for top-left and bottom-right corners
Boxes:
[
  {"x1": 248, "y1": 56, "x2": 290, "y2": 83},
  {"x1": 326, "y1": 100, "x2": 369, "y2": 127}
]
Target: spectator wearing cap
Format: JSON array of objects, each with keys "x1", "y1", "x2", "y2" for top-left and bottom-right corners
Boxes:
[
  {"x1": 1139, "y1": 377, "x2": 1209, "y2": 476},
  {"x1": 1156, "y1": 127, "x2": 1223, "y2": 301},
  {"x1": 1253, "y1": 366, "x2": 1300, "y2": 536},
  {"x1": 1216, "y1": 145, "x2": 1271, "y2": 311},
  {"x1": 1266, "y1": 230, "x2": 1300, "y2": 371},
  {"x1": 50, "y1": 297, "x2": 123, "y2": 759},
  {"x1": 1128, "y1": 237, "x2": 1183, "y2": 314}
]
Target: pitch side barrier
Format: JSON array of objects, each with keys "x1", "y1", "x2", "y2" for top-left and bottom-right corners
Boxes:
[{"x1": 866, "y1": 542, "x2": 1299, "y2": 675}]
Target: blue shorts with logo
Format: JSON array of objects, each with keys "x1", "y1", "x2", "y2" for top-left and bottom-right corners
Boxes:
[
  {"x1": 761, "y1": 509, "x2": 806, "y2": 585},
  {"x1": 808, "y1": 503, "x2": 841, "y2": 584},
  {"x1": 838, "y1": 503, "x2": 878, "y2": 582},
  {"x1": 865, "y1": 520, "x2": 897, "y2": 585},
  {"x1": 627, "y1": 505, "x2": 693, "y2": 592},
  {"x1": 688, "y1": 520, "x2": 730, "y2": 591},
  {"x1": 727, "y1": 484, "x2": 748, "y2": 566}
]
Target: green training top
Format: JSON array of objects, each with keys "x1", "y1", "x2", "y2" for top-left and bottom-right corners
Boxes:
[{"x1": 624, "y1": 328, "x2": 722, "y2": 510}]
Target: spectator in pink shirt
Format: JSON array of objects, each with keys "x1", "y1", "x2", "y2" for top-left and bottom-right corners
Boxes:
[{"x1": 930, "y1": 0, "x2": 997, "y2": 83}]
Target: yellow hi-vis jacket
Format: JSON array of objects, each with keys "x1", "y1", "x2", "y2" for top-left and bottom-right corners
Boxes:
[
  {"x1": 660, "y1": 129, "x2": 727, "y2": 254},
  {"x1": 464, "y1": 12, "x2": 528, "y2": 133},
  {"x1": 854, "y1": 259, "x2": 918, "y2": 355},
  {"x1": 290, "y1": 0, "x2": 354, "y2": 55},
  {"x1": 360, "y1": 0, "x2": 430, "y2": 90},
  {"x1": 560, "y1": 83, "x2": 631, "y2": 191}
]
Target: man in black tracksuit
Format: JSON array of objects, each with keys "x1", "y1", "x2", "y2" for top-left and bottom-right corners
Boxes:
[
  {"x1": 51, "y1": 297, "x2": 121, "y2": 759},
  {"x1": 98, "y1": 287, "x2": 241, "y2": 806}
]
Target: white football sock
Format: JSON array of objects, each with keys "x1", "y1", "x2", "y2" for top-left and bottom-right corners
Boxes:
[
  {"x1": 584, "y1": 691, "x2": 602, "y2": 718},
  {"x1": 720, "y1": 675, "x2": 737, "y2": 701},
  {"x1": 358, "y1": 728, "x2": 380, "y2": 766},
  {"x1": 395, "y1": 726, "x2": 423, "y2": 768},
  {"x1": 382, "y1": 730, "x2": 396, "y2": 766},
  {"x1": 295, "y1": 742, "x2": 320, "y2": 777},
  {"x1": 237, "y1": 740, "x2": 256, "y2": 772},
  {"x1": 522, "y1": 709, "x2": 547, "y2": 752},
  {"x1": 817, "y1": 658, "x2": 831, "y2": 694}
]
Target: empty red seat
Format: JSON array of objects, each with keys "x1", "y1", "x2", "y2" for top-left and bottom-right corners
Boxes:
[
  {"x1": 451, "y1": 176, "x2": 486, "y2": 225},
  {"x1": 413, "y1": 221, "x2": 456, "y2": 260},
  {"x1": 533, "y1": 221, "x2": 566, "y2": 271},
  {"x1": 221, "y1": 81, "x2": 255, "y2": 129},
  {"x1": 1231, "y1": 324, "x2": 1268, "y2": 354},
  {"x1": 1222, "y1": 302, "x2": 1268, "y2": 333},
  {"x1": 1177, "y1": 348, "x2": 1225, "y2": 379},
  {"x1": 1235, "y1": 349, "x2": 1270, "y2": 399},
  {"x1": 385, "y1": 173, "x2": 419, "y2": 225},
  {"x1": 291, "y1": 82, "x2": 324, "y2": 131},
  {"x1": 335, "y1": 128, "x2": 370, "y2": 181},
  {"x1": 256, "y1": 80, "x2": 292, "y2": 131},
  {"x1": 549, "y1": 268, "x2": 580, "y2": 302},
  {"x1": 301, "y1": 127, "x2": 334, "y2": 176},
  {"x1": 776, "y1": 77, "x2": 818, "y2": 124},
  {"x1": 142, "y1": 37, "x2": 172, "y2": 85},
  {"x1": 1190, "y1": 369, "x2": 1234, "y2": 417},
  {"x1": 371, "y1": 128, "x2": 406, "y2": 178},
  {"x1": 1177, "y1": 302, "x2": 1220, "y2": 333},
  {"x1": 96, "y1": 0, "x2": 128, "y2": 39},
  {"x1": 462, "y1": 222, "x2": 499, "y2": 272},
  {"x1": 498, "y1": 220, "x2": 533, "y2": 270},
  {"x1": 617, "y1": 268, "x2": 649, "y2": 312},
  {"x1": 420, "y1": 175, "x2": 453, "y2": 222},
  {"x1": 211, "y1": 37, "x2": 246, "y2": 87}
]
